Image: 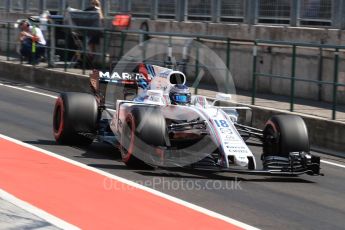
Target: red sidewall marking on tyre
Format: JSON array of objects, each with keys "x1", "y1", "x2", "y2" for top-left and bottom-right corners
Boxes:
[
  {"x1": 0, "y1": 136, "x2": 245, "y2": 230},
  {"x1": 122, "y1": 114, "x2": 135, "y2": 163},
  {"x1": 265, "y1": 120, "x2": 278, "y2": 133},
  {"x1": 53, "y1": 97, "x2": 64, "y2": 140}
]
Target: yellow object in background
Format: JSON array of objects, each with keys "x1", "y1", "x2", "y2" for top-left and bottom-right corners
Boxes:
[{"x1": 31, "y1": 25, "x2": 36, "y2": 54}]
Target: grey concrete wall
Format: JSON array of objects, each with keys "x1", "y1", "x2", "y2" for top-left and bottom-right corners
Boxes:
[
  {"x1": 145, "y1": 20, "x2": 345, "y2": 44},
  {"x1": 0, "y1": 61, "x2": 90, "y2": 93},
  {"x1": 122, "y1": 19, "x2": 345, "y2": 104},
  {"x1": 254, "y1": 46, "x2": 345, "y2": 103}
]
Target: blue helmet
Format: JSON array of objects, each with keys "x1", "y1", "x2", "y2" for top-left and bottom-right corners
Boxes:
[{"x1": 169, "y1": 84, "x2": 191, "y2": 105}]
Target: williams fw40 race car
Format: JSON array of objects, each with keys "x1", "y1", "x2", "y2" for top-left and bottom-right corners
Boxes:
[{"x1": 52, "y1": 64, "x2": 321, "y2": 176}]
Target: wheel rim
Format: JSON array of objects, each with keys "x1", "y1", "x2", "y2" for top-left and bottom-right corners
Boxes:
[{"x1": 263, "y1": 124, "x2": 279, "y2": 155}]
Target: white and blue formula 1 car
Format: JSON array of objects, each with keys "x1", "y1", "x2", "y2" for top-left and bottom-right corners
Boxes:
[{"x1": 52, "y1": 64, "x2": 321, "y2": 176}]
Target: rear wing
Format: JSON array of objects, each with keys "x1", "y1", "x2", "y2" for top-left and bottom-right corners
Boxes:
[
  {"x1": 89, "y1": 63, "x2": 186, "y2": 107},
  {"x1": 89, "y1": 70, "x2": 138, "y2": 107}
]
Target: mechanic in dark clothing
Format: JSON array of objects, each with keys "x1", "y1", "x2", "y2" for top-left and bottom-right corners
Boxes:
[{"x1": 84, "y1": 0, "x2": 104, "y2": 60}]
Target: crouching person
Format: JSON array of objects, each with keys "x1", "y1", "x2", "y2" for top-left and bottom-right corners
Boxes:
[{"x1": 18, "y1": 19, "x2": 46, "y2": 64}]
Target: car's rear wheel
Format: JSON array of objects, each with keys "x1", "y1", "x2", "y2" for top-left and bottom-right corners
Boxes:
[
  {"x1": 120, "y1": 106, "x2": 167, "y2": 168},
  {"x1": 53, "y1": 92, "x2": 98, "y2": 145}
]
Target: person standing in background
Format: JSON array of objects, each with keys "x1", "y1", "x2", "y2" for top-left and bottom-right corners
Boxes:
[{"x1": 84, "y1": 0, "x2": 104, "y2": 61}]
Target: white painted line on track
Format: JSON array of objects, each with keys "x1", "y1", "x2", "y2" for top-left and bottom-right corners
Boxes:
[
  {"x1": 0, "y1": 82, "x2": 116, "y2": 113},
  {"x1": 321, "y1": 160, "x2": 345, "y2": 169},
  {"x1": 0, "y1": 83, "x2": 57, "y2": 99},
  {"x1": 0, "y1": 133, "x2": 259, "y2": 230},
  {"x1": 0, "y1": 189, "x2": 80, "y2": 230}
]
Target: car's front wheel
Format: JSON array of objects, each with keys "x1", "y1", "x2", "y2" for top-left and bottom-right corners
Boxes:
[
  {"x1": 120, "y1": 106, "x2": 167, "y2": 168},
  {"x1": 263, "y1": 114, "x2": 310, "y2": 157}
]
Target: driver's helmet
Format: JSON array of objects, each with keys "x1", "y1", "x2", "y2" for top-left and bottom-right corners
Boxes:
[{"x1": 169, "y1": 84, "x2": 191, "y2": 105}]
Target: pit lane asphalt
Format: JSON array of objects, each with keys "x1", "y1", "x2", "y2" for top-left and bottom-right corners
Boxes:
[{"x1": 0, "y1": 81, "x2": 344, "y2": 230}]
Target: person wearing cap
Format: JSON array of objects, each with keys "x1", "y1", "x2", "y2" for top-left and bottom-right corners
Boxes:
[{"x1": 18, "y1": 19, "x2": 46, "y2": 64}]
